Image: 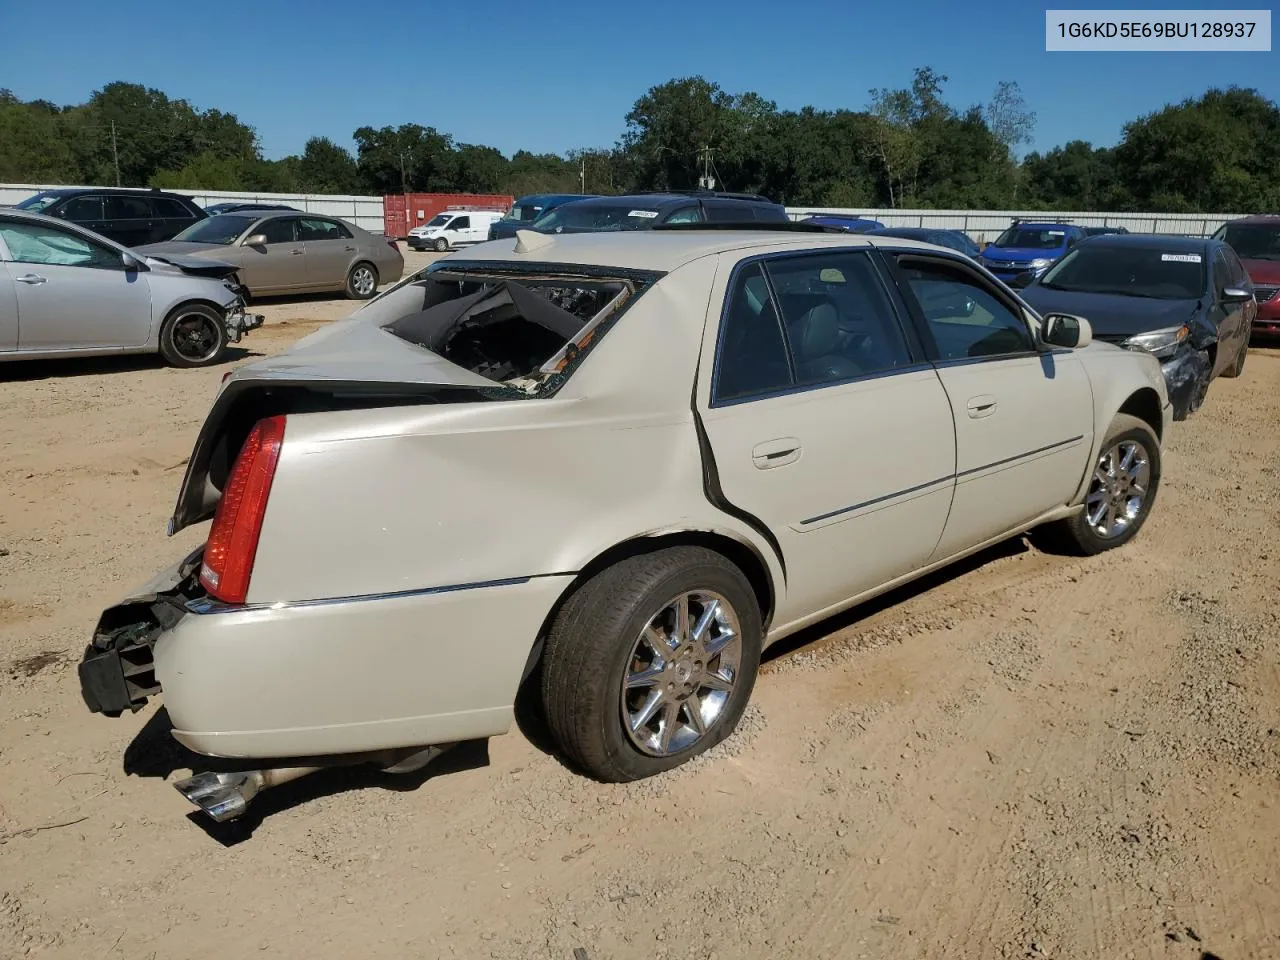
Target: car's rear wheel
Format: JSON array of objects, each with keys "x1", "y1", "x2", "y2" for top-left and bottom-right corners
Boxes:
[
  {"x1": 433, "y1": 237, "x2": 449, "y2": 252},
  {"x1": 158, "y1": 303, "x2": 228, "y2": 368},
  {"x1": 540, "y1": 547, "x2": 762, "y2": 782},
  {"x1": 345, "y1": 262, "x2": 378, "y2": 300},
  {"x1": 1037, "y1": 413, "x2": 1161, "y2": 556},
  {"x1": 1222, "y1": 336, "x2": 1248, "y2": 378}
]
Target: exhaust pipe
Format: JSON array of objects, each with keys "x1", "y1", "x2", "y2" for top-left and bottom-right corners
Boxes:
[
  {"x1": 174, "y1": 767, "x2": 319, "y2": 822},
  {"x1": 173, "y1": 744, "x2": 455, "y2": 822}
]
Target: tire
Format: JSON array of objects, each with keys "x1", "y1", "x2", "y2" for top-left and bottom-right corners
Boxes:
[
  {"x1": 345, "y1": 261, "x2": 379, "y2": 300},
  {"x1": 1222, "y1": 336, "x2": 1248, "y2": 378},
  {"x1": 1037, "y1": 413, "x2": 1161, "y2": 556},
  {"x1": 158, "y1": 303, "x2": 228, "y2": 368},
  {"x1": 540, "y1": 547, "x2": 762, "y2": 782},
  {"x1": 433, "y1": 237, "x2": 449, "y2": 253}
]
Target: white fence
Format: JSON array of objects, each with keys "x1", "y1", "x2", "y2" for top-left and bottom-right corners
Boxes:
[
  {"x1": 0, "y1": 182, "x2": 1239, "y2": 242},
  {"x1": 785, "y1": 207, "x2": 1239, "y2": 242},
  {"x1": 0, "y1": 184, "x2": 386, "y2": 233}
]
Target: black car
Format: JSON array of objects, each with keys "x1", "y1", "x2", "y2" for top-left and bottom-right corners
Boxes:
[
  {"x1": 13, "y1": 187, "x2": 207, "y2": 247},
  {"x1": 488, "y1": 194, "x2": 599, "y2": 241},
  {"x1": 1019, "y1": 234, "x2": 1255, "y2": 420},
  {"x1": 204, "y1": 202, "x2": 301, "y2": 216},
  {"x1": 528, "y1": 191, "x2": 788, "y2": 233},
  {"x1": 869, "y1": 226, "x2": 981, "y2": 258}
]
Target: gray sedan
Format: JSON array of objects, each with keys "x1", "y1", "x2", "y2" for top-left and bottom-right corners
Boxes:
[
  {"x1": 137, "y1": 211, "x2": 404, "y2": 300},
  {"x1": 0, "y1": 209, "x2": 262, "y2": 368}
]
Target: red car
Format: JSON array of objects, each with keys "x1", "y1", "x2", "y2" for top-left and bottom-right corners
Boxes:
[{"x1": 1213, "y1": 215, "x2": 1280, "y2": 337}]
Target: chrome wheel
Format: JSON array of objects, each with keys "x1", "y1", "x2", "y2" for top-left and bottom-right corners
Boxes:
[
  {"x1": 620, "y1": 591, "x2": 742, "y2": 757},
  {"x1": 1085, "y1": 439, "x2": 1151, "y2": 539},
  {"x1": 168, "y1": 312, "x2": 221, "y2": 363},
  {"x1": 350, "y1": 265, "x2": 376, "y2": 297}
]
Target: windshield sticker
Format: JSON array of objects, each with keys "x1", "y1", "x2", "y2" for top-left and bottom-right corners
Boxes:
[
  {"x1": 1161, "y1": 253, "x2": 1202, "y2": 263},
  {"x1": 1047, "y1": 230, "x2": 1065, "y2": 236},
  {"x1": 627, "y1": 210, "x2": 659, "y2": 219}
]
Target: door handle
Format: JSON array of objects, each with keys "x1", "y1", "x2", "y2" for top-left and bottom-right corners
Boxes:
[
  {"x1": 344, "y1": 246, "x2": 356, "y2": 252},
  {"x1": 966, "y1": 395, "x2": 997, "y2": 419},
  {"x1": 290, "y1": 249, "x2": 304, "y2": 256},
  {"x1": 751, "y1": 438, "x2": 802, "y2": 469},
  {"x1": 15, "y1": 274, "x2": 47, "y2": 285}
]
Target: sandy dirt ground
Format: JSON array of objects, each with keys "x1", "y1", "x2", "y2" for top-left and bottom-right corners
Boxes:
[{"x1": 1, "y1": 262, "x2": 1278, "y2": 959}]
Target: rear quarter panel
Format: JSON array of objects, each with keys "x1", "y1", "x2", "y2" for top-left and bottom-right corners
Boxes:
[{"x1": 245, "y1": 255, "x2": 781, "y2": 605}]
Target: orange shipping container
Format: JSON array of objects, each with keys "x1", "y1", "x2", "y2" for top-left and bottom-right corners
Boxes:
[{"x1": 383, "y1": 193, "x2": 513, "y2": 238}]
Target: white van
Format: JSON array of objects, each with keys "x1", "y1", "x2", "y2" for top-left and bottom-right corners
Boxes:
[{"x1": 407, "y1": 210, "x2": 505, "y2": 251}]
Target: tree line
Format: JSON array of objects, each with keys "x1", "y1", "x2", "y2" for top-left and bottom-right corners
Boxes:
[{"x1": 2, "y1": 72, "x2": 1278, "y2": 213}]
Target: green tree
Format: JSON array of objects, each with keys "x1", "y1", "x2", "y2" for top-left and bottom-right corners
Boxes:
[
  {"x1": 295, "y1": 136, "x2": 360, "y2": 193},
  {"x1": 1114, "y1": 87, "x2": 1280, "y2": 211},
  {"x1": 353, "y1": 123, "x2": 455, "y2": 193}
]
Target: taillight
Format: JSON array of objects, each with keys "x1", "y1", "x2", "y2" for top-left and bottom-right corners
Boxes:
[{"x1": 198, "y1": 415, "x2": 286, "y2": 604}]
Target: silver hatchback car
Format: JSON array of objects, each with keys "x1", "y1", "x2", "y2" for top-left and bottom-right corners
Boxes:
[{"x1": 137, "y1": 210, "x2": 404, "y2": 300}]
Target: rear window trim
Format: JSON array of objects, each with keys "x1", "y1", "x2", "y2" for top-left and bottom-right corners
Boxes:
[{"x1": 409, "y1": 259, "x2": 667, "y2": 398}]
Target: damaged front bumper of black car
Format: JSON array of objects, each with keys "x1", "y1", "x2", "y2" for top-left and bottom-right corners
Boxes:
[
  {"x1": 1160, "y1": 345, "x2": 1212, "y2": 420},
  {"x1": 1116, "y1": 324, "x2": 1211, "y2": 421}
]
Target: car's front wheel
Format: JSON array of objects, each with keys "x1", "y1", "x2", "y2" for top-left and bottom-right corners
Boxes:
[
  {"x1": 433, "y1": 237, "x2": 449, "y2": 253},
  {"x1": 541, "y1": 547, "x2": 762, "y2": 782},
  {"x1": 1040, "y1": 413, "x2": 1161, "y2": 555},
  {"x1": 158, "y1": 303, "x2": 228, "y2": 368}
]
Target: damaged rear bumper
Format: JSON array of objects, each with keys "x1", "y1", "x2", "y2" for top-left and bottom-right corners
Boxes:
[{"x1": 78, "y1": 549, "x2": 202, "y2": 716}]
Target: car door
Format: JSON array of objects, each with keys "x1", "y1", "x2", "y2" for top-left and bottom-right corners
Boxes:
[
  {"x1": 0, "y1": 218, "x2": 152, "y2": 350},
  {"x1": 300, "y1": 217, "x2": 355, "y2": 289},
  {"x1": 239, "y1": 217, "x2": 305, "y2": 294},
  {"x1": 0, "y1": 236, "x2": 17, "y2": 351},
  {"x1": 448, "y1": 215, "x2": 470, "y2": 245},
  {"x1": 103, "y1": 194, "x2": 155, "y2": 248},
  {"x1": 887, "y1": 252, "x2": 1094, "y2": 561},
  {"x1": 1211, "y1": 246, "x2": 1252, "y2": 374},
  {"x1": 697, "y1": 249, "x2": 957, "y2": 625}
]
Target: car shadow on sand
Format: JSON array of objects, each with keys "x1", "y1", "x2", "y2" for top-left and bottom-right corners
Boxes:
[
  {"x1": 122, "y1": 707, "x2": 490, "y2": 846},
  {"x1": 0, "y1": 346, "x2": 258, "y2": 382}
]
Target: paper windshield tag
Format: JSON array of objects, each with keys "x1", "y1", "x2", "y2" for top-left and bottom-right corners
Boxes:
[
  {"x1": 1047, "y1": 230, "x2": 1065, "y2": 236},
  {"x1": 628, "y1": 210, "x2": 659, "y2": 219},
  {"x1": 1161, "y1": 253, "x2": 1202, "y2": 263}
]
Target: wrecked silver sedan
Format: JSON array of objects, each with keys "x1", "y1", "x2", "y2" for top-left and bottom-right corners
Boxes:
[{"x1": 0, "y1": 209, "x2": 261, "y2": 368}]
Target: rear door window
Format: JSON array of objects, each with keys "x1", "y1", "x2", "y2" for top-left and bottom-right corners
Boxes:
[
  {"x1": 713, "y1": 263, "x2": 793, "y2": 402},
  {"x1": 62, "y1": 195, "x2": 106, "y2": 220},
  {"x1": 299, "y1": 218, "x2": 347, "y2": 241},
  {"x1": 105, "y1": 195, "x2": 151, "y2": 220},
  {"x1": 151, "y1": 197, "x2": 194, "y2": 219}
]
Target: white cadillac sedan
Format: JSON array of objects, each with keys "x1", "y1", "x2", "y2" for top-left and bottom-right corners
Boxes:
[{"x1": 79, "y1": 226, "x2": 1173, "y2": 821}]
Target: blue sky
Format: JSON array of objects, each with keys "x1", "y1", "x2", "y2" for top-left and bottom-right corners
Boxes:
[{"x1": 0, "y1": 0, "x2": 1274, "y2": 160}]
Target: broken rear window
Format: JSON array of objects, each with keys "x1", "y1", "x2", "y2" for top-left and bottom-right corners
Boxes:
[{"x1": 382, "y1": 263, "x2": 660, "y2": 396}]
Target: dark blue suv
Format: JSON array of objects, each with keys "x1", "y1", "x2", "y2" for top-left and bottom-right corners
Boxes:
[
  {"x1": 979, "y1": 221, "x2": 1085, "y2": 284},
  {"x1": 488, "y1": 194, "x2": 596, "y2": 241}
]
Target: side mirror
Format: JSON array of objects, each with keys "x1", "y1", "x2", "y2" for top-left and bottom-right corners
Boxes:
[
  {"x1": 1009, "y1": 270, "x2": 1037, "y2": 289},
  {"x1": 121, "y1": 251, "x2": 147, "y2": 271},
  {"x1": 1222, "y1": 286, "x2": 1254, "y2": 302},
  {"x1": 1042, "y1": 313, "x2": 1092, "y2": 349},
  {"x1": 243, "y1": 233, "x2": 268, "y2": 247}
]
